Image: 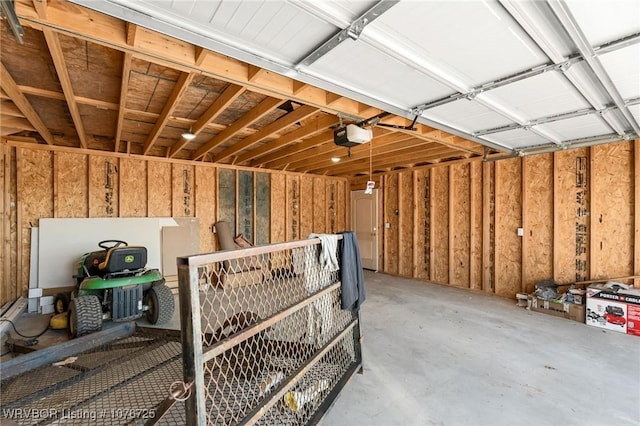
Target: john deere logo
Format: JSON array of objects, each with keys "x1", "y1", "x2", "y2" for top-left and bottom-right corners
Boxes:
[{"x1": 124, "y1": 255, "x2": 135, "y2": 263}]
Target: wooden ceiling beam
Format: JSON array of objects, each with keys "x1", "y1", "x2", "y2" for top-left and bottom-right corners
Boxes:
[
  {"x1": 143, "y1": 71, "x2": 194, "y2": 154},
  {"x1": 0, "y1": 102, "x2": 25, "y2": 117},
  {"x1": 115, "y1": 52, "x2": 132, "y2": 152},
  {"x1": 0, "y1": 116, "x2": 36, "y2": 132},
  {"x1": 0, "y1": 62, "x2": 54, "y2": 145},
  {"x1": 192, "y1": 97, "x2": 283, "y2": 160},
  {"x1": 213, "y1": 105, "x2": 319, "y2": 163},
  {"x1": 32, "y1": 0, "x2": 47, "y2": 19},
  {"x1": 240, "y1": 114, "x2": 339, "y2": 165},
  {"x1": 169, "y1": 83, "x2": 246, "y2": 158},
  {"x1": 42, "y1": 28, "x2": 87, "y2": 148}
]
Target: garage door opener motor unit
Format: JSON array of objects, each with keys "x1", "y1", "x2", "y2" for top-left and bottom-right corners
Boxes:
[{"x1": 334, "y1": 124, "x2": 373, "y2": 148}]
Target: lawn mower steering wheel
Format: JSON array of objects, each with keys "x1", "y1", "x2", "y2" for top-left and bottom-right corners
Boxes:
[{"x1": 98, "y1": 239, "x2": 128, "y2": 250}]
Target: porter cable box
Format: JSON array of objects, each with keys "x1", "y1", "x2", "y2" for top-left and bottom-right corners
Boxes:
[
  {"x1": 528, "y1": 296, "x2": 586, "y2": 323},
  {"x1": 586, "y1": 284, "x2": 640, "y2": 336}
]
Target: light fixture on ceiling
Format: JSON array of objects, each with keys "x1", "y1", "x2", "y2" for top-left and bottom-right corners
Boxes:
[
  {"x1": 181, "y1": 129, "x2": 196, "y2": 140},
  {"x1": 331, "y1": 156, "x2": 341, "y2": 163}
]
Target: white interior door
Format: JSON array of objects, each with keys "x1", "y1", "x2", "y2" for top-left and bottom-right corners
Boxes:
[{"x1": 351, "y1": 189, "x2": 378, "y2": 271}]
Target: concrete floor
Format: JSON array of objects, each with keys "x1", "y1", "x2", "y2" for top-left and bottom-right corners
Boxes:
[{"x1": 322, "y1": 271, "x2": 640, "y2": 426}]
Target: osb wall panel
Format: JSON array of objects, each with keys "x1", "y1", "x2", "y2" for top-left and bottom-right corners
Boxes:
[
  {"x1": 237, "y1": 171, "x2": 254, "y2": 242},
  {"x1": 432, "y1": 167, "x2": 449, "y2": 283},
  {"x1": 195, "y1": 166, "x2": 216, "y2": 253},
  {"x1": 523, "y1": 154, "x2": 553, "y2": 293},
  {"x1": 494, "y1": 158, "x2": 521, "y2": 298},
  {"x1": 172, "y1": 164, "x2": 195, "y2": 218},
  {"x1": 299, "y1": 176, "x2": 313, "y2": 239},
  {"x1": 336, "y1": 180, "x2": 346, "y2": 232},
  {"x1": 147, "y1": 161, "x2": 172, "y2": 217},
  {"x1": 451, "y1": 164, "x2": 470, "y2": 288},
  {"x1": 326, "y1": 181, "x2": 337, "y2": 234},
  {"x1": 54, "y1": 152, "x2": 88, "y2": 218},
  {"x1": 89, "y1": 155, "x2": 119, "y2": 217},
  {"x1": 553, "y1": 149, "x2": 583, "y2": 283},
  {"x1": 270, "y1": 173, "x2": 285, "y2": 243},
  {"x1": 413, "y1": 170, "x2": 429, "y2": 280},
  {"x1": 18, "y1": 149, "x2": 53, "y2": 292},
  {"x1": 286, "y1": 175, "x2": 300, "y2": 241},
  {"x1": 398, "y1": 172, "x2": 413, "y2": 277},
  {"x1": 312, "y1": 177, "x2": 326, "y2": 234},
  {"x1": 591, "y1": 142, "x2": 634, "y2": 279},
  {"x1": 469, "y1": 162, "x2": 482, "y2": 290},
  {"x1": 383, "y1": 173, "x2": 399, "y2": 275},
  {"x1": 119, "y1": 158, "x2": 147, "y2": 217}
]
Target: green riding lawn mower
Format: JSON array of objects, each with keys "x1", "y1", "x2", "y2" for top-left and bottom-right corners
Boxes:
[{"x1": 52, "y1": 240, "x2": 175, "y2": 337}]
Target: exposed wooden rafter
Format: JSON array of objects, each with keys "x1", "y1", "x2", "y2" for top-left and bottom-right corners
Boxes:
[
  {"x1": 192, "y1": 97, "x2": 283, "y2": 160},
  {"x1": 0, "y1": 62, "x2": 54, "y2": 144},
  {"x1": 41, "y1": 28, "x2": 87, "y2": 148}
]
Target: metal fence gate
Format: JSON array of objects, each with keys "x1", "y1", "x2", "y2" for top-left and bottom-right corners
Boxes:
[{"x1": 177, "y1": 237, "x2": 362, "y2": 425}]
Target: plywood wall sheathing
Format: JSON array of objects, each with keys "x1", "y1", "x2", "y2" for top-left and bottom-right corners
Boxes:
[
  {"x1": 299, "y1": 176, "x2": 313, "y2": 239},
  {"x1": 383, "y1": 174, "x2": 399, "y2": 275},
  {"x1": 398, "y1": 172, "x2": 413, "y2": 277},
  {"x1": 237, "y1": 170, "x2": 254, "y2": 241},
  {"x1": 18, "y1": 149, "x2": 53, "y2": 292},
  {"x1": 270, "y1": 173, "x2": 285, "y2": 244},
  {"x1": 171, "y1": 163, "x2": 195, "y2": 218},
  {"x1": 286, "y1": 175, "x2": 300, "y2": 241},
  {"x1": 482, "y1": 162, "x2": 495, "y2": 292},
  {"x1": 591, "y1": 143, "x2": 634, "y2": 279},
  {"x1": 450, "y1": 164, "x2": 470, "y2": 288},
  {"x1": 336, "y1": 181, "x2": 346, "y2": 232},
  {"x1": 553, "y1": 149, "x2": 587, "y2": 283},
  {"x1": 89, "y1": 155, "x2": 119, "y2": 218},
  {"x1": 469, "y1": 161, "x2": 482, "y2": 290},
  {"x1": 195, "y1": 166, "x2": 216, "y2": 253},
  {"x1": 54, "y1": 152, "x2": 88, "y2": 218},
  {"x1": 312, "y1": 177, "x2": 326, "y2": 234},
  {"x1": 413, "y1": 170, "x2": 429, "y2": 280},
  {"x1": 119, "y1": 158, "x2": 147, "y2": 217},
  {"x1": 147, "y1": 161, "x2": 172, "y2": 217},
  {"x1": 432, "y1": 166, "x2": 449, "y2": 283},
  {"x1": 522, "y1": 154, "x2": 553, "y2": 293},
  {"x1": 494, "y1": 158, "x2": 521, "y2": 298}
]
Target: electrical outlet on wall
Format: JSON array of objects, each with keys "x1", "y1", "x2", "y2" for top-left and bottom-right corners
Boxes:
[{"x1": 385, "y1": 223, "x2": 391, "y2": 229}]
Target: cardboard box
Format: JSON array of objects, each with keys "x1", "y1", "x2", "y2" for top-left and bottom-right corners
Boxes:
[
  {"x1": 529, "y1": 296, "x2": 585, "y2": 323},
  {"x1": 586, "y1": 285, "x2": 640, "y2": 336}
]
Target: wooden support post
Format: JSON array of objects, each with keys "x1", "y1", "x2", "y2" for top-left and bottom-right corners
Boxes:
[
  {"x1": 469, "y1": 161, "x2": 478, "y2": 290},
  {"x1": 413, "y1": 171, "x2": 419, "y2": 278},
  {"x1": 2, "y1": 143, "x2": 9, "y2": 300},
  {"x1": 590, "y1": 146, "x2": 596, "y2": 282},
  {"x1": 15, "y1": 148, "x2": 22, "y2": 298}
]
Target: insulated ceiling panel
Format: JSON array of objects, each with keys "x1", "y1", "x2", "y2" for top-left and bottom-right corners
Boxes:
[
  {"x1": 565, "y1": 0, "x2": 640, "y2": 46},
  {"x1": 599, "y1": 45, "x2": 640, "y2": 101},
  {"x1": 423, "y1": 98, "x2": 514, "y2": 133},
  {"x1": 482, "y1": 128, "x2": 550, "y2": 149},
  {"x1": 486, "y1": 70, "x2": 591, "y2": 121},
  {"x1": 370, "y1": 0, "x2": 548, "y2": 87},
  {"x1": 536, "y1": 114, "x2": 613, "y2": 142},
  {"x1": 306, "y1": 39, "x2": 454, "y2": 108}
]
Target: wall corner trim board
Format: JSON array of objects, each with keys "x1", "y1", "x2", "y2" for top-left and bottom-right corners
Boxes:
[{"x1": 376, "y1": 140, "x2": 640, "y2": 299}]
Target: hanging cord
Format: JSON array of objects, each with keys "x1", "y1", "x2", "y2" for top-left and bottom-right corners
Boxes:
[
  {"x1": 369, "y1": 132, "x2": 373, "y2": 181},
  {"x1": 0, "y1": 317, "x2": 51, "y2": 339}
]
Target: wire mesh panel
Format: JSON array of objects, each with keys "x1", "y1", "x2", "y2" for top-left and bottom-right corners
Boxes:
[
  {"x1": 0, "y1": 331, "x2": 185, "y2": 425},
  {"x1": 178, "y1": 237, "x2": 362, "y2": 425}
]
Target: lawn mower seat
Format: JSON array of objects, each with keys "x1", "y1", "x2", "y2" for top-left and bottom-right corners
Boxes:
[{"x1": 98, "y1": 246, "x2": 147, "y2": 274}]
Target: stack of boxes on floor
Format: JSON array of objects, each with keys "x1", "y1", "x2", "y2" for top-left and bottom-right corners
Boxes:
[{"x1": 520, "y1": 280, "x2": 640, "y2": 338}]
